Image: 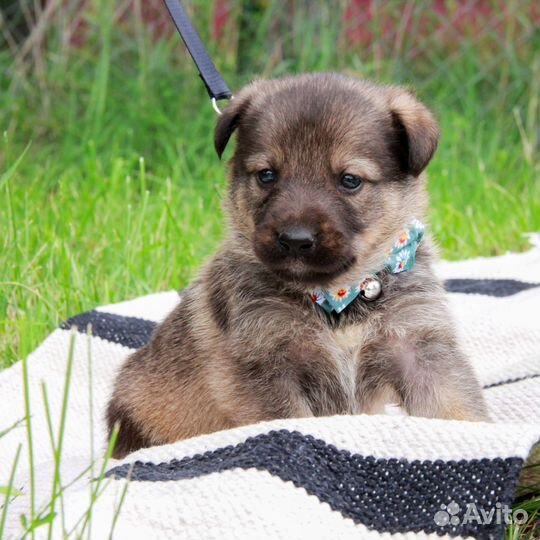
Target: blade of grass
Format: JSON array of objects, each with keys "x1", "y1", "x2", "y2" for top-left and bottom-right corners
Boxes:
[
  {"x1": 0, "y1": 142, "x2": 31, "y2": 191},
  {"x1": 0, "y1": 418, "x2": 26, "y2": 439},
  {"x1": 108, "y1": 464, "x2": 132, "y2": 540},
  {"x1": 69, "y1": 424, "x2": 120, "y2": 538},
  {"x1": 21, "y1": 350, "x2": 35, "y2": 540},
  {"x1": 45, "y1": 330, "x2": 76, "y2": 539},
  {"x1": 0, "y1": 444, "x2": 22, "y2": 538},
  {"x1": 86, "y1": 325, "x2": 95, "y2": 540}
]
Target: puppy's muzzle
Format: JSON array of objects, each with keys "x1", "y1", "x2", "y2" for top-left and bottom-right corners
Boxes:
[{"x1": 277, "y1": 226, "x2": 316, "y2": 257}]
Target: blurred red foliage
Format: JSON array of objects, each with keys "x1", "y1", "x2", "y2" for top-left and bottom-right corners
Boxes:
[
  {"x1": 61, "y1": 0, "x2": 540, "y2": 53},
  {"x1": 342, "y1": 0, "x2": 540, "y2": 52}
]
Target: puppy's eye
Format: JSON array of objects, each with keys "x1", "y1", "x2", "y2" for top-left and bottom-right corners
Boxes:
[
  {"x1": 339, "y1": 173, "x2": 363, "y2": 191},
  {"x1": 257, "y1": 169, "x2": 277, "y2": 186}
]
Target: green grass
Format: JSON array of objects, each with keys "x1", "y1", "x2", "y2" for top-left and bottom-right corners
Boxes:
[
  {"x1": 0, "y1": 1, "x2": 539, "y2": 537},
  {"x1": 1, "y1": 1, "x2": 539, "y2": 370}
]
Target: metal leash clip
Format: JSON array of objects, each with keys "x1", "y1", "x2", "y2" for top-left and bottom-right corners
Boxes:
[
  {"x1": 162, "y1": 0, "x2": 233, "y2": 117},
  {"x1": 211, "y1": 95, "x2": 234, "y2": 116}
]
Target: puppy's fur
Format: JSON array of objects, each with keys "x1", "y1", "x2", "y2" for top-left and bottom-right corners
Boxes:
[{"x1": 107, "y1": 73, "x2": 489, "y2": 459}]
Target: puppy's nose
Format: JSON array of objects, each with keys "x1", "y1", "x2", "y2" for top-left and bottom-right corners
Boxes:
[{"x1": 278, "y1": 227, "x2": 316, "y2": 256}]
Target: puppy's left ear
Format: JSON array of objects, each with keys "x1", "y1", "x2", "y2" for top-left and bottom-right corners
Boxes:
[
  {"x1": 388, "y1": 89, "x2": 440, "y2": 177},
  {"x1": 214, "y1": 81, "x2": 262, "y2": 158}
]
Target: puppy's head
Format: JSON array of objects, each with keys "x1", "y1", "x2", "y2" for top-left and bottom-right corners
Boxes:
[{"x1": 215, "y1": 73, "x2": 439, "y2": 287}]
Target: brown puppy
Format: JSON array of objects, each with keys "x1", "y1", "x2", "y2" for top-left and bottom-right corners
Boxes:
[{"x1": 107, "y1": 73, "x2": 489, "y2": 459}]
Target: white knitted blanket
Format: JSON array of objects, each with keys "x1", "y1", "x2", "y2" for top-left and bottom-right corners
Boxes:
[{"x1": 1, "y1": 248, "x2": 539, "y2": 540}]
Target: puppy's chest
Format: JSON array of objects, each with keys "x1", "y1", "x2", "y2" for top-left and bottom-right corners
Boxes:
[
  {"x1": 331, "y1": 322, "x2": 371, "y2": 353},
  {"x1": 324, "y1": 323, "x2": 371, "y2": 414}
]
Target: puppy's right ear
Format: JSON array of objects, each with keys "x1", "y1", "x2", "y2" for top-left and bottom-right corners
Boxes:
[{"x1": 214, "y1": 93, "x2": 251, "y2": 159}]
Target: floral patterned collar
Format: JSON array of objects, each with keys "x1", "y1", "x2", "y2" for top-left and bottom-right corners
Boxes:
[{"x1": 310, "y1": 219, "x2": 425, "y2": 314}]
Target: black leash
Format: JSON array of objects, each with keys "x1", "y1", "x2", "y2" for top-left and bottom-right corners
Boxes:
[{"x1": 162, "y1": 0, "x2": 233, "y2": 114}]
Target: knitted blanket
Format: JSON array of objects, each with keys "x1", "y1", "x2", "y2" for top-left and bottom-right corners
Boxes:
[{"x1": 1, "y1": 247, "x2": 539, "y2": 540}]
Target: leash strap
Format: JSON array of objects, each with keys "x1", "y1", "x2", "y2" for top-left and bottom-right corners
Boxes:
[{"x1": 162, "y1": 0, "x2": 233, "y2": 103}]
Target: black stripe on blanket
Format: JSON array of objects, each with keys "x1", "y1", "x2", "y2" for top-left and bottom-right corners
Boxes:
[
  {"x1": 60, "y1": 311, "x2": 156, "y2": 349},
  {"x1": 444, "y1": 278, "x2": 539, "y2": 297},
  {"x1": 484, "y1": 373, "x2": 540, "y2": 389},
  {"x1": 106, "y1": 430, "x2": 522, "y2": 540}
]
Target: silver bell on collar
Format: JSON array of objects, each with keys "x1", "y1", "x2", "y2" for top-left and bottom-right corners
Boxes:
[{"x1": 359, "y1": 276, "x2": 382, "y2": 301}]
